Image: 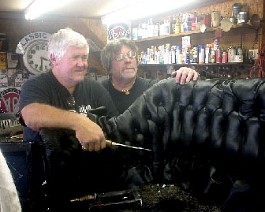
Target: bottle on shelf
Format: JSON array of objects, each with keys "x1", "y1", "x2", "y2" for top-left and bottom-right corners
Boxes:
[
  {"x1": 210, "y1": 46, "x2": 216, "y2": 63},
  {"x1": 199, "y1": 44, "x2": 205, "y2": 64},
  {"x1": 205, "y1": 44, "x2": 211, "y2": 64},
  {"x1": 175, "y1": 46, "x2": 181, "y2": 64},
  {"x1": 174, "y1": 15, "x2": 181, "y2": 34},
  {"x1": 171, "y1": 46, "x2": 176, "y2": 64},
  {"x1": 222, "y1": 51, "x2": 228, "y2": 63},
  {"x1": 228, "y1": 47, "x2": 236, "y2": 62},
  {"x1": 215, "y1": 47, "x2": 222, "y2": 63}
]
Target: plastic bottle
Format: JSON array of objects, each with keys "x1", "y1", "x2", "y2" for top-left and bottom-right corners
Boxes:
[
  {"x1": 175, "y1": 46, "x2": 180, "y2": 64},
  {"x1": 205, "y1": 44, "x2": 210, "y2": 64},
  {"x1": 228, "y1": 47, "x2": 236, "y2": 62},
  {"x1": 222, "y1": 51, "x2": 228, "y2": 63},
  {"x1": 215, "y1": 47, "x2": 222, "y2": 63},
  {"x1": 171, "y1": 46, "x2": 176, "y2": 64},
  {"x1": 210, "y1": 48, "x2": 216, "y2": 63},
  {"x1": 199, "y1": 44, "x2": 205, "y2": 64}
]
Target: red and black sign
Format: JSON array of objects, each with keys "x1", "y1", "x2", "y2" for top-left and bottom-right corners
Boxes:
[
  {"x1": 0, "y1": 88, "x2": 20, "y2": 113},
  {"x1": 108, "y1": 23, "x2": 130, "y2": 40}
]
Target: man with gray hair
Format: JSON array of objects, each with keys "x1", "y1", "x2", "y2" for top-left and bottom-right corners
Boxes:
[{"x1": 19, "y1": 28, "x2": 118, "y2": 151}]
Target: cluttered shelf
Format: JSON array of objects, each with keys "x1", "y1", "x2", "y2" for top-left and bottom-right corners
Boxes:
[
  {"x1": 138, "y1": 62, "x2": 253, "y2": 67},
  {"x1": 138, "y1": 63, "x2": 253, "y2": 80},
  {"x1": 134, "y1": 23, "x2": 257, "y2": 44}
]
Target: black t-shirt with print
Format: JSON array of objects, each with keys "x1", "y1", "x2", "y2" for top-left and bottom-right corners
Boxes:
[{"x1": 19, "y1": 71, "x2": 118, "y2": 142}]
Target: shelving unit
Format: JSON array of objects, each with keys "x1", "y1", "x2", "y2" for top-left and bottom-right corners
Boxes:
[
  {"x1": 132, "y1": 0, "x2": 262, "y2": 80},
  {"x1": 135, "y1": 23, "x2": 256, "y2": 43},
  {"x1": 138, "y1": 63, "x2": 253, "y2": 80},
  {"x1": 135, "y1": 22, "x2": 258, "y2": 49},
  {"x1": 135, "y1": 23, "x2": 256, "y2": 80}
]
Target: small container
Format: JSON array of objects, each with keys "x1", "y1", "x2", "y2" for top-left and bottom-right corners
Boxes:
[
  {"x1": 204, "y1": 14, "x2": 212, "y2": 28},
  {"x1": 200, "y1": 13, "x2": 211, "y2": 28},
  {"x1": 237, "y1": 12, "x2": 249, "y2": 24},
  {"x1": 222, "y1": 51, "x2": 228, "y2": 63},
  {"x1": 210, "y1": 49, "x2": 216, "y2": 63},
  {"x1": 178, "y1": 53, "x2": 183, "y2": 64},
  {"x1": 232, "y1": 3, "x2": 242, "y2": 19},
  {"x1": 199, "y1": 44, "x2": 205, "y2": 64},
  {"x1": 228, "y1": 47, "x2": 236, "y2": 62},
  {"x1": 211, "y1": 11, "x2": 221, "y2": 27},
  {"x1": 205, "y1": 44, "x2": 211, "y2": 64},
  {"x1": 175, "y1": 46, "x2": 180, "y2": 64},
  {"x1": 215, "y1": 48, "x2": 222, "y2": 63}
]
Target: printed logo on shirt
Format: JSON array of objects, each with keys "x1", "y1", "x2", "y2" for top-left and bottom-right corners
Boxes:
[{"x1": 78, "y1": 105, "x2": 92, "y2": 115}]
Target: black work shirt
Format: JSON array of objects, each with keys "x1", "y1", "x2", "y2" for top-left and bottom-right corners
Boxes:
[
  {"x1": 19, "y1": 71, "x2": 118, "y2": 142},
  {"x1": 101, "y1": 77, "x2": 157, "y2": 114}
]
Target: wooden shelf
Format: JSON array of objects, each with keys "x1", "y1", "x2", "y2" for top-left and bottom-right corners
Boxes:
[
  {"x1": 138, "y1": 63, "x2": 253, "y2": 67},
  {"x1": 134, "y1": 23, "x2": 256, "y2": 44},
  {"x1": 138, "y1": 63, "x2": 253, "y2": 80}
]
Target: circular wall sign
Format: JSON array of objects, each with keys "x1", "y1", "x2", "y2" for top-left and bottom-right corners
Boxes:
[
  {"x1": 108, "y1": 23, "x2": 130, "y2": 40},
  {"x1": 0, "y1": 88, "x2": 20, "y2": 113},
  {"x1": 16, "y1": 32, "x2": 51, "y2": 75}
]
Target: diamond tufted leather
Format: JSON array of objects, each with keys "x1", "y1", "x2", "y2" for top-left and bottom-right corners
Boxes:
[
  {"x1": 39, "y1": 77, "x2": 265, "y2": 211},
  {"x1": 106, "y1": 78, "x2": 265, "y2": 210}
]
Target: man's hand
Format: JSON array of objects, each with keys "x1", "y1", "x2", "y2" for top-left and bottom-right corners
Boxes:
[
  {"x1": 171, "y1": 67, "x2": 199, "y2": 84},
  {"x1": 74, "y1": 115, "x2": 106, "y2": 152},
  {"x1": 21, "y1": 103, "x2": 107, "y2": 152}
]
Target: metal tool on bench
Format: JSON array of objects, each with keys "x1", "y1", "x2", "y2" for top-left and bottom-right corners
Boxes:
[{"x1": 70, "y1": 186, "x2": 142, "y2": 210}]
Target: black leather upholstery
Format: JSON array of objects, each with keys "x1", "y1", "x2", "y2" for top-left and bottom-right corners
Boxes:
[
  {"x1": 39, "y1": 78, "x2": 265, "y2": 211},
  {"x1": 106, "y1": 78, "x2": 265, "y2": 210},
  {"x1": 110, "y1": 78, "x2": 265, "y2": 160}
]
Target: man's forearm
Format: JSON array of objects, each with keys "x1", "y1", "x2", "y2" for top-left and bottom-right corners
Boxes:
[{"x1": 21, "y1": 103, "x2": 85, "y2": 131}]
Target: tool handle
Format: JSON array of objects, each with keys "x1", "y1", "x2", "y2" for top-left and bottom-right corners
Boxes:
[
  {"x1": 106, "y1": 140, "x2": 123, "y2": 147},
  {"x1": 106, "y1": 139, "x2": 114, "y2": 147}
]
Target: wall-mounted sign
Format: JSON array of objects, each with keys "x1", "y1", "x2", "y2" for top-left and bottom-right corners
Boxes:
[
  {"x1": 16, "y1": 32, "x2": 51, "y2": 75},
  {"x1": 107, "y1": 23, "x2": 131, "y2": 40},
  {"x1": 0, "y1": 88, "x2": 20, "y2": 113}
]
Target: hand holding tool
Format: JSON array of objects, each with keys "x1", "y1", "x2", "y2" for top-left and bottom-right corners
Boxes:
[{"x1": 106, "y1": 140, "x2": 151, "y2": 152}]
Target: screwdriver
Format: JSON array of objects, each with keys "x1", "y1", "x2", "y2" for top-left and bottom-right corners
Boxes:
[
  {"x1": 71, "y1": 194, "x2": 95, "y2": 202},
  {"x1": 106, "y1": 140, "x2": 151, "y2": 152}
]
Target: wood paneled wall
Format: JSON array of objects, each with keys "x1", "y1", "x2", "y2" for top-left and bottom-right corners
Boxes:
[
  {"x1": 0, "y1": 13, "x2": 108, "y2": 74},
  {"x1": 0, "y1": 0, "x2": 264, "y2": 72}
]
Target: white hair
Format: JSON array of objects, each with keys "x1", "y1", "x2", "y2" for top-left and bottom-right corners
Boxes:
[
  {"x1": 0, "y1": 149, "x2": 21, "y2": 212},
  {"x1": 48, "y1": 27, "x2": 89, "y2": 61}
]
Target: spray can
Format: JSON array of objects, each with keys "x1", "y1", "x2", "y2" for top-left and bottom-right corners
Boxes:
[
  {"x1": 222, "y1": 51, "x2": 228, "y2": 63},
  {"x1": 215, "y1": 47, "x2": 222, "y2": 63}
]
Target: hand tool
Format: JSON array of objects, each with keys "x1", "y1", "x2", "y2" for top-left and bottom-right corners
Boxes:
[{"x1": 106, "y1": 140, "x2": 151, "y2": 152}]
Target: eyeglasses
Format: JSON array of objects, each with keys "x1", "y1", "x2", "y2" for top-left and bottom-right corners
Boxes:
[
  {"x1": 67, "y1": 95, "x2": 76, "y2": 112},
  {"x1": 113, "y1": 51, "x2": 136, "y2": 61}
]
